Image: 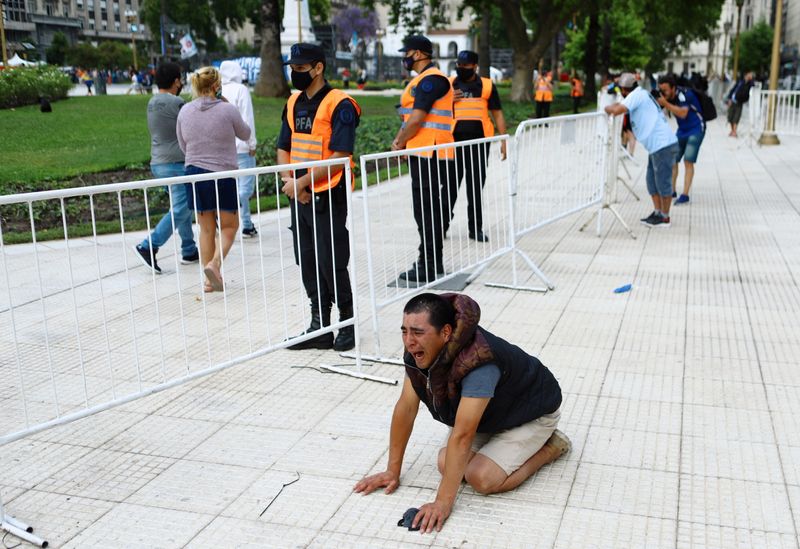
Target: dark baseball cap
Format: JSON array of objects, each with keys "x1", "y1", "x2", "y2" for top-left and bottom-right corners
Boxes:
[
  {"x1": 284, "y1": 43, "x2": 325, "y2": 65},
  {"x1": 398, "y1": 35, "x2": 433, "y2": 55},
  {"x1": 457, "y1": 50, "x2": 479, "y2": 64}
]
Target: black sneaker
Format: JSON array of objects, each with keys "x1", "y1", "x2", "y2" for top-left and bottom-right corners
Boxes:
[
  {"x1": 134, "y1": 245, "x2": 161, "y2": 274},
  {"x1": 639, "y1": 211, "x2": 659, "y2": 226},
  {"x1": 181, "y1": 250, "x2": 199, "y2": 264},
  {"x1": 398, "y1": 265, "x2": 444, "y2": 284},
  {"x1": 652, "y1": 215, "x2": 671, "y2": 228},
  {"x1": 242, "y1": 227, "x2": 258, "y2": 238},
  {"x1": 469, "y1": 231, "x2": 489, "y2": 242}
]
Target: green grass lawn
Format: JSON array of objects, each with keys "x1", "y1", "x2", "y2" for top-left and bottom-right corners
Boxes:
[{"x1": 0, "y1": 88, "x2": 590, "y2": 188}]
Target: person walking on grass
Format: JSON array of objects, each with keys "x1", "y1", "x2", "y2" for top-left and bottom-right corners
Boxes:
[
  {"x1": 134, "y1": 62, "x2": 199, "y2": 274},
  {"x1": 220, "y1": 60, "x2": 259, "y2": 238},
  {"x1": 176, "y1": 66, "x2": 251, "y2": 293},
  {"x1": 605, "y1": 72, "x2": 678, "y2": 228},
  {"x1": 534, "y1": 70, "x2": 553, "y2": 119}
]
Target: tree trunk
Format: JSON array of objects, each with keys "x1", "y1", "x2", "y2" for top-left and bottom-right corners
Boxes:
[
  {"x1": 497, "y1": 0, "x2": 576, "y2": 102},
  {"x1": 599, "y1": 14, "x2": 611, "y2": 79},
  {"x1": 583, "y1": 0, "x2": 599, "y2": 98},
  {"x1": 510, "y1": 49, "x2": 536, "y2": 102},
  {"x1": 479, "y1": 5, "x2": 491, "y2": 78},
  {"x1": 255, "y1": 0, "x2": 290, "y2": 98}
]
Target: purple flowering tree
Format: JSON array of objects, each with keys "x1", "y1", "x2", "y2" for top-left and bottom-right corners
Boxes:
[{"x1": 332, "y1": 7, "x2": 379, "y2": 50}]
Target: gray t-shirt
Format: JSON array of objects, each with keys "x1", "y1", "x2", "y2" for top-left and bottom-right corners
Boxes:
[
  {"x1": 461, "y1": 363, "x2": 501, "y2": 398},
  {"x1": 148, "y1": 92, "x2": 185, "y2": 165}
]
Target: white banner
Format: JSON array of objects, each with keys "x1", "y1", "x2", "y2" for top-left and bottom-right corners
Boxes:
[{"x1": 179, "y1": 33, "x2": 197, "y2": 59}]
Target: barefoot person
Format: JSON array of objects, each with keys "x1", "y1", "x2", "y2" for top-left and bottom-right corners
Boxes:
[
  {"x1": 354, "y1": 293, "x2": 570, "y2": 533},
  {"x1": 176, "y1": 66, "x2": 251, "y2": 292}
]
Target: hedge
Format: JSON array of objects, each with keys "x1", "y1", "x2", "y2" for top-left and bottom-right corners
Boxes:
[{"x1": 0, "y1": 66, "x2": 72, "y2": 109}]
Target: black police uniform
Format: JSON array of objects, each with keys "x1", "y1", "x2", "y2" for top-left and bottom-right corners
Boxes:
[
  {"x1": 277, "y1": 83, "x2": 360, "y2": 324},
  {"x1": 443, "y1": 73, "x2": 502, "y2": 239},
  {"x1": 406, "y1": 64, "x2": 452, "y2": 280}
]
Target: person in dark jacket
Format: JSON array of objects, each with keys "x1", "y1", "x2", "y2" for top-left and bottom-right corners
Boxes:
[{"x1": 354, "y1": 292, "x2": 570, "y2": 533}]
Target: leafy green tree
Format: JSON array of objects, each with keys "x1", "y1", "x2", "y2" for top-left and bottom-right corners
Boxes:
[
  {"x1": 307, "y1": 0, "x2": 331, "y2": 25},
  {"x1": 732, "y1": 20, "x2": 772, "y2": 76},
  {"x1": 563, "y1": 2, "x2": 650, "y2": 74},
  {"x1": 371, "y1": 0, "x2": 578, "y2": 101},
  {"x1": 140, "y1": 0, "x2": 258, "y2": 52},
  {"x1": 46, "y1": 32, "x2": 69, "y2": 66},
  {"x1": 96, "y1": 41, "x2": 134, "y2": 68},
  {"x1": 66, "y1": 43, "x2": 100, "y2": 68}
]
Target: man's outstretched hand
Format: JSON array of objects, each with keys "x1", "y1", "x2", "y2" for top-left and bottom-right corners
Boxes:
[
  {"x1": 353, "y1": 470, "x2": 399, "y2": 495},
  {"x1": 412, "y1": 500, "x2": 452, "y2": 533}
]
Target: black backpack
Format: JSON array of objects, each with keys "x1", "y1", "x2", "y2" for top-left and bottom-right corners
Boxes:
[{"x1": 681, "y1": 86, "x2": 717, "y2": 123}]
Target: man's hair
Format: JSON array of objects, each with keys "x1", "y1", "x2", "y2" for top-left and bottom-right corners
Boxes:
[
  {"x1": 657, "y1": 73, "x2": 678, "y2": 89},
  {"x1": 155, "y1": 63, "x2": 182, "y2": 90},
  {"x1": 403, "y1": 293, "x2": 455, "y2": 331}
]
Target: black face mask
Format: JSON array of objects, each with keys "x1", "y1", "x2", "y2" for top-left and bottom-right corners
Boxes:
[
  {"x1": 291, "y1": 69, "x2": 314, "y2": 91},
  {"x1": 456, "y1": 67, "x2": 475, "y2": 81},
  {"x1": 402, "y1": 55, "x2": 415, "y2": 71}
]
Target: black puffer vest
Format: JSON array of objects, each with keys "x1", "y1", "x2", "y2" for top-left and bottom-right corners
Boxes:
[{"x1": 404, "y1": 293, "x2": 562, "y2": 433}]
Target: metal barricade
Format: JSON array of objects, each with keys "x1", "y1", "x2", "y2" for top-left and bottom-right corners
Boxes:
[
  {"x1": 0, "y1": 157, "x2": 379, "y2": 547},
  {"x1": 348, "y1": 136, "x2": 516, "y2": 364},
  {"x1": 753, "y1": 89, "x2": 800, "y2": 139}
]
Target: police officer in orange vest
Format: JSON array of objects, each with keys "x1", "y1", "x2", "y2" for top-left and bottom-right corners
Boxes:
[
  {"x1": 277, "y1": 43, "x2": 361, "y2": 351},
  {"x1": 442, "y1": 50, "x2": 507, "y2": 243},
  {"x1": 393, "y1": 35, "x2": 455, "y2": 284},
  {"x1": 534, "y1": 70, "x2": 554, "y2": 119}
]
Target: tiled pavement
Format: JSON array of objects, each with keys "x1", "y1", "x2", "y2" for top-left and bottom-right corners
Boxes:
[{"x1": 2, "y1": 120, "x2": 800, "y2": 548}]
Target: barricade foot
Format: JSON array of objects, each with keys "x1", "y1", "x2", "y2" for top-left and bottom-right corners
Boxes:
[
  {"x1": 2, "y1": 516, "x2": 49, "y2": 547},
  {"x1": 483, "y1": 249, "x2": 553, "y2": 292},
  {"x1": 617, "y1": 176, "x2": 641, "y2": 201},
  {"x1": 318, "y1": 363, "x2": 398, "y2": 385}
]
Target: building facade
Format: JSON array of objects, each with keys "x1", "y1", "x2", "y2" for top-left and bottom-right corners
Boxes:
[{"x1": 2, "y1": 0, "x2": 147, "y2": 62}]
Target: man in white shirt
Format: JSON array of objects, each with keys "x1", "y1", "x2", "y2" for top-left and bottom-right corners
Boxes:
[
  {"x1": 220, "y1": 60, "x2": 259, "y2": 237},
  {"x1": 605, "y1": 73, "x2": 679, "y2": 228}
]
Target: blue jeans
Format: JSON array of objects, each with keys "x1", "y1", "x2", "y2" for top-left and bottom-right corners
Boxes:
[
  {"x1": 139, "y1": 162, "x2": 197, "y2": 257},
  {"x1": 676, "y1": 131, "x2": 704, "y2": 163},
  {"x1": 237, "y1": 153, "x2": 257, "y2": 230},
  {"x1": 646, "y1": 143, "x2": 679, "y2": 197}
]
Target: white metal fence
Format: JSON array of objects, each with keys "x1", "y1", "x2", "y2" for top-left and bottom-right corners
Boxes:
[
  {"x1": 352, "y1": 135, "x2": 515, "y2": 363},
  {"x1": 751, "y1": 89, "x2": 800, "y2": 139},
  {"x1": 0, "y1": 157, "x2": 373, "y2": 546}
]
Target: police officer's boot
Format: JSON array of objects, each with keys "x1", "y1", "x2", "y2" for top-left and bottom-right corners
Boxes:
[
  {"x1": 333, "y1": 305, "x2": 355, "y2": 352},
  {"x1": 287, "y1": 303, "x2": 334, "y2": 350}
]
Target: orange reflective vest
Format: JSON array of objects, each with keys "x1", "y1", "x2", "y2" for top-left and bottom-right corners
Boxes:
[
  {"x1": 535, "y1": 77, "x2": 553, "y2": 102},
  {"x1": 287, "y1": 88, "x2": 361, "y2": 192},
  {"x1": 571, "y1": 79, "x2": 584, "y2": 97},
  {"x1": 449, "y1": 76, "x2": 495, "y2": 138},
  {"x1": 399, "y1": 67, "x2": 455, "y2": 159}
]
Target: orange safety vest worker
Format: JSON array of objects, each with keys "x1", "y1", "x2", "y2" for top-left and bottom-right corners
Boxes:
[
  {"x1": 286, "y1": 88, "x2": 361, "y2": 192},
  {"x1": 398, "y1": 67, "x2": 455, "y2": 159},
  {"x1": 571, "y1": 78, "x2": 584, "y2": 97},
  {"x1": 449, "y1": 75, "x2": 496, "y2": 137},
  {"x1": 535, "y1": 76, "x2": 553, "y2": 102}
]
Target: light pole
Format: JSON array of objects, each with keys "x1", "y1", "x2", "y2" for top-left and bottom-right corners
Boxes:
[
  {"x1": 722, "y1": 19, "x2": 732, "y2": 79},
  {"x1": 125, "y1": 10, "x2": 138, "y2": 71},
  {"x1": 0, "y1": 0, "x2": 8, "y2": 66},
  {"x1": 297, "y1": 0, "x2": 302, "y2": 42},
  {"x1": 758, "y1": 0, "x2": 784, "y2": 145},
  {"x1": 732, "y1": 0, "x2": 745, "y2": 81}
]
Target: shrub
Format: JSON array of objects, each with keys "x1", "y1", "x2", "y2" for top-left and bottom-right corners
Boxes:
[{"x1": 0, "y1": 66, "x2": 72, "y2": 109}]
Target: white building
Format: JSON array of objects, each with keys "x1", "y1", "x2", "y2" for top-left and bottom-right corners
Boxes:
[{"x1": 662, "y1": 0, "x2": 773, "y2": 79}]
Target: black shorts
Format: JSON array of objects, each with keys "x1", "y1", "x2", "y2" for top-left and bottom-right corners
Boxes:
[{"x1": 184, "y1": 165, "x2": 238, "y2": 213}]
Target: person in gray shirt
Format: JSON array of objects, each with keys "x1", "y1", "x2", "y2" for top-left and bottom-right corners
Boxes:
[{"x1": 133, "y1": 62, "x2": 199, "y2": 274}]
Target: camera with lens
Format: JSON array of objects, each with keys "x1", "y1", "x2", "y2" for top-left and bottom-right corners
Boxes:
[{"x1": 651, "y1": 89, "x2": 662, "y2": 100}]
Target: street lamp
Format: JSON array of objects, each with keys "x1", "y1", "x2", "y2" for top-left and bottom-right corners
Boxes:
[
  {"x1": 124, "y1": 9, "x2": 138, "y2": 71},
  {"x1": 0, "y1": 0, "x2": 9, "y2": 66},
  {"x1": 732, "y1": 0, "x2": 745, "y2": 81},
  {"x1": 722, "y1": 19, "x2": 732, "y2": 79},
  {"x1": 758, "y1": 0, "x2": 784, "y2": 145}
]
